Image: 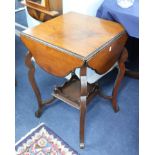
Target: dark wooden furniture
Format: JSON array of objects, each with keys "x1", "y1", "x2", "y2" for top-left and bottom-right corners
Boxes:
[
  {"x1": 22, "y1": 0, "x2": 62, "y2": 21},
  {"x1": 20, "y1": 12, "x2": 128, "y2": 148}
]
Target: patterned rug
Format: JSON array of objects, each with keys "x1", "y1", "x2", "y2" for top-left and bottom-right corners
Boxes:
[{"x1": 15, "y1": 123, "x2": 78, "y2": 155}]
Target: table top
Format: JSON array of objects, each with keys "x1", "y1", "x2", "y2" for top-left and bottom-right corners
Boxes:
[{"x1": 22, "y1": 12, "x2": 125, "y2": 60}]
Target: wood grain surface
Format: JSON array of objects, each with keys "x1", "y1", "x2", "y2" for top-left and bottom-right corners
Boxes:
[
  {"x1": 21, "y1": 35, "x2": 83, "y2": 77},
  {"x1": 88, "y1": 33, "x2": 128, "y2": 74},
  {"x1": 22, "y1": 12, "x2": 125, "y2": 59},
  {"x1": 22, "y1": 0, "x2": 62, "y2": 22}
]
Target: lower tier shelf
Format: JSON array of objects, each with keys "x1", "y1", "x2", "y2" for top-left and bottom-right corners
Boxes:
[{"x1": 52, "y1": 78, "x2": 99, "y2": 110}]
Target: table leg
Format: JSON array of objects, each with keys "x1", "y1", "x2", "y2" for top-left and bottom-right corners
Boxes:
[
  {"x1": 79, "y1": 63, "x2": 87, "y2": 149},
  {"x1": 112, "y1": 48, "x2": 128, "y2": 112},
  {"x1": 25, "y1": 51, "x2": 56, "y2": 117}
]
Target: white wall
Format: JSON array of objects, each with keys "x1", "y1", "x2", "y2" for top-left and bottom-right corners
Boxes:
[{"x1": 63, "y1": 0, "x2": 104, "y2": 16}]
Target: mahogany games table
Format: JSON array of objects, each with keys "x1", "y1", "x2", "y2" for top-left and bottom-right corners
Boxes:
[{"x1": 20, "y1": 12, "x2": 128, "y2": 148}]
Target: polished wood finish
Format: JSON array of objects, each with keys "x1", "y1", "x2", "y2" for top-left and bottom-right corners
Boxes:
[
  {"x1": 112, "y1": 48, "x2": 128, "y2": 112},
  {"x1": 79, "y1": 63, "x2": 87, "y2": 148},
  {"x1": 26, "y1": 0, "x2": 50, "y2": 11},
  {"x1": 88, "y1": 33, "x2": 127, "y2": 74},
  {"x1": 49, "y1": 0, "x2": 63, "y2": 14},
  {"x1": 25, "y1": 51, "x2": 56, "y2": 117},
  {"x1": 52, "y1": 74, "x2": 98, "y2": 110},
  {"x1": 26, "y1": 7, "x2": 59, "y2": 22},
  {"x1": 21, "y1": 12, "x2": 127, "y2": 77},
  {"x1": 21, "y1": 12, "x2": 127, "y2": 76},
  {"x1": 98, "y1": 48, "x2": 128, "y2": 112},
  {"x1": 22, "y1": 0, "x2": 62, "y2": 22},
  {"x1": 21, "y1": 35, "x2": 83, "y2": 77},
  {"x1": 21, "y1": 12, "x2": 128, "y2": 148},
  {"x1": 21, "y1": 12, "x2": 125, "y2": 59}
]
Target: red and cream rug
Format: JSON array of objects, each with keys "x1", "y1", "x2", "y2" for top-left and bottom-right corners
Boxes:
[{"x1": 15, "y1": 123, "x2": 78, "y2": 155}]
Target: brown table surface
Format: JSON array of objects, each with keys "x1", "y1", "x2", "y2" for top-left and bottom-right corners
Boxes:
[{"x1": 21, "y1": 12, "x2": 125, "y2": 60}]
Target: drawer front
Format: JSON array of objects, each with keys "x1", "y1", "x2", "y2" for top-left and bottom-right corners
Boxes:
[
  {"x1": 87, "y1": 33, "x2": 127, "y2": 75},
  {"x1": 21, "y1": 35, "x2": 83, "y2": 77}
]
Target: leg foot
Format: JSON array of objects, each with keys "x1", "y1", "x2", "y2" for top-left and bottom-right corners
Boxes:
[
  {"x1": 80, "y1": 142, "x2": 85, "y2": 149},
  {"x1": 112, "y1": 99, "x2": 120, "y2": 112},
  {"x1": 35, "y1": 109, "x2": 43, "y2": 118}
]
